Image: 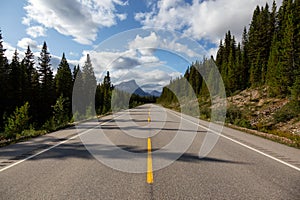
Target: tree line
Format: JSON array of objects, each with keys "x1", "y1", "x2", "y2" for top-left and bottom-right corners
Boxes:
[
  {"x1": 0, "y1": 32, "x2": 113, "y2": 139},
  {"x1": 159, "y1": 0, "x2": 300, "y2": 103}
]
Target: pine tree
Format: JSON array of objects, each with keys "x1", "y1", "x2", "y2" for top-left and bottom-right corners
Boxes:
[
  {"x1": 250, "y1": 53, "x2": 262, "y2": 86},
  {"x1": 21, "y1": 46, "x2": 40, "y2": 123},
  {"x1": 8, "y1": 49, "x2": 23, "y2": 110},
  {"x1": 81, "y1": 54, "x2": 97, "y2": 117},
  {"x1": 267, "y1": 33, "x2": 281, "y2": 96},
  {"x1": 72, "y1": 65, "x2": 86, "y2": 118},
  {"x1": 55, "y1": 53, "x2": 73, "y2": 119},
  {"x1": 241, "y1": 27, "x2": 250, "y2": 88},
  {"x1": 37, "y1": 42, "x2": 55, "y2": 124},
  {"x1": 82, "y1": 54, "x2": 97, "y2": 99},
  {"x1": 292, "y1": 0, "x2": 300, "y2": 99},
  {"x1": 102, "y1": 71, "x2": 112, "y2": 113},
  {"x1": 0, "y1": 30, "x2": 9, "y2": 129},
  {"x1": 279, "y1": 0, "x2": 296, "y2": 94}
]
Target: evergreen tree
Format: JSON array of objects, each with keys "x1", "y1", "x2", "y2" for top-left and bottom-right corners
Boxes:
[
  {"x1": 82, "y1": 54, "x2": 97, "y2": 101},
  {"x1": 0, "y1": 30, "x2": 9, "y2": 129},
  {"x1": 21, "y1": 46, "x2": 39, "y2": 123},
  {"x1": 8, "y1": 50, "x2": 23, "y2": 110},
  {"x1": 280, "y1": 0, "x2": 296, "y2": 92},
  {"x1": 78, "y1": 54, "x2": 97, "y2": 117},
  {"x1": 267, "y1": 33, "x2": 281, "y2": 96},
  {"x1": 37, "y1": 42, "x2": 55, "y2": 124},
  {"x1": 102, "y1": 71, "x2": 112, "y2": 113},
  {"x1": 55, "y1": 53, "x2": 73, "y2": 119},
  {"x1": 250, "y1": 53, "x2": 262, "y2": 86},
  {"x1": 72, "y1": 65, "x2": 86, "y2": 118},
  {"x1": 241, "y1": 27, "x2": 250, "y2": 88}
]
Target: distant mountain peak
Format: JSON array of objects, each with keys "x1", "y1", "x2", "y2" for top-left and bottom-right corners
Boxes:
[
  {"x1": 115, "y1": 80, "x2": 150, "y2": 97},
  {"x1": 150, "y1": 90, "x2": 161, "y2": 97}
]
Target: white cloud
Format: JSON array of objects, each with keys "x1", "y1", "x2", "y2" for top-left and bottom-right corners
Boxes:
[
  {"x1": 128, "y1": 31, "x2": 201, "y2": 59},
  {"x1": 23, "y1": 0, "x2": 128, "y2": 45},
  {"x1": 128, "y1": 32, "x2": 159, "y2": 56},
  {"x1": 26, "y1": 26, "x2": 46, "y2": 38},
  {"x1": 135, "y1": 0, "x2": 282, "y2": 44},
  {"x1": 3, "y1": 42, "x2": 22, "y2": 62},
  {"x1": 76, "y1": 35, "x2": 172, "y2": 89},
  {"x1": 117, "y1": 13, "x2": 127, "y2": 21},
  {"x1": 17, "y1": 38, "x2": 40, "y2": 50}
]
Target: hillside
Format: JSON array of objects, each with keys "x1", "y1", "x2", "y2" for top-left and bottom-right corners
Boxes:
[
  {"x1": 157, "y1": 1, "x2": 300, "y2": 148},
  {"x1": 219, "y1": 87, "x2": 299, "y2": 147}
]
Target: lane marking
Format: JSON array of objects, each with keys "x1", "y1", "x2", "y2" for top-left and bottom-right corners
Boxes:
[
  {"x1": 0, "y1": 113, "x2": 125, "y2": 173},
  {"x1": 167, "y1": 109, "x2": 300, "y2": 172},
  {"x1": 147, "y1": 137, "x2": 154, "y2": 184},
  {"x1": 148, "y1": 109, "x2": 151, "y2": 122}
]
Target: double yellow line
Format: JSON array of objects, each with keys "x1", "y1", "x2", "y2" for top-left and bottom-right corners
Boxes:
[{"x1": 147, "y1": 108, "x2": 153, "y2": 184}]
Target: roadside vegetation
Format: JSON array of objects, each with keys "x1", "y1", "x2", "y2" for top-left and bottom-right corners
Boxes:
[
  {"x1": 158, "y1": 0, "x2": 300, "y2": 148},
  {"x1": 0, "y1": 30, "x2": 157, "y2": 146}
]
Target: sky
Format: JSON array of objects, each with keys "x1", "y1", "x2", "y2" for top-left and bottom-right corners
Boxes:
[{"x1": 0, "y1": 0, "x2": 282, "y2": 92}]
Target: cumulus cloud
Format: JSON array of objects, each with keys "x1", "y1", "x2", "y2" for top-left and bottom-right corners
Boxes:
[
  {"x1": 135, "y1": 0, "x2": 282, "y2": 44},
  {"x1": 77, "y1": 32, "x2": 189, "y2": 90},
  {"x1": 26, "y1": 26, "x2": 46, "y2": 38},
  {"x1": 3, "y1": 42, "x2": 22, "y2": 62},
  {"x1": 128, "y1": 32, "x2": 159, "y2": 56},
  {"x1": 23, "y1": 0, "x2": 128, "y2": 44},
  {"x1": 128, "y1": 31, "x2": 202, "y2": 59},
  {"x1": 17, "y1": 37, "x2": 40, "y2": 50}
]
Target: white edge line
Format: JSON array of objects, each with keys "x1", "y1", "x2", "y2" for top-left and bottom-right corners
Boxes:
[
  {"x1": 167, "y1": 109, "x2": 300, "y2": 172},
  {"x1": 0, "y1": 113, "x2": 125, "y2": 173},
  {"x1": 2, "y1": 106, "x2": 299, "y2": 173}
]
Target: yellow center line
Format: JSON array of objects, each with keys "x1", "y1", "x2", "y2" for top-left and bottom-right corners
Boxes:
[
  {"x1": 148, "y1": 109, "x2": 151, "y2": 122},
  {"x1": 147, "y1": 137, "x2": 154, "y2": 184}
]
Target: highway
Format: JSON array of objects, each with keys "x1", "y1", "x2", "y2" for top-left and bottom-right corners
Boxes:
[{"x1": 0, "y1": 104, "x2": 299, "y2": 199}]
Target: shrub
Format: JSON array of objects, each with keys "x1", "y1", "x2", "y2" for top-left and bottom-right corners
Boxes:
[
  {"x1": 200, "y1": 106, "x2": 211, "y2": 120},
  {"x1": 226, "y1": 106, "x2": 242, "y2": 124},
  {"x1": 4, "y1": 102, "x2": 31, "y2": 138},
  {"x1": 273, "y1": 101, "x2": 300, "y2": 123},
  {"x1": 235, "y1": 118, "x2": 252, "y2": 129}
]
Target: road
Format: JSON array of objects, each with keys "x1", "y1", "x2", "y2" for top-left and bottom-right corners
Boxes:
[{"x1": 0, "y1": 104, "x2": 299, "y2": 199}]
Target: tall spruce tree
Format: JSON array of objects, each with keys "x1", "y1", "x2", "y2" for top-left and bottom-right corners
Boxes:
[
  {"x1": 21, "y1": 46, "x2": 39, "y2": 122},
  {"x1": 55, "y1": 53, "x2": 73, "y2": 119},
  {"x1": 37, "y1": 42, "x2": 55, "y2": 124},
  {"x1": 81, "y1": 54, "x2": 97, "y2": 116},
  {"x1": 102, "y1": 71, "x2": 112, "y2": 113},
  {"x1": 241, "y1": 27, "x2": 250, "y2": 88},
  {"x1": 82, "y1": 54, "x2": 97, "y2": 98},
  {"x1": 0, "y1": 30, "x2": 9, "y2": 129},
  {"x1": 8, "y1": 50, "x2": 24, "y2": 110}
]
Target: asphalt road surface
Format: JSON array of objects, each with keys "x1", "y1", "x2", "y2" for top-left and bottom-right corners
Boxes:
[{"x1": 0, "y1": 104, "x2": 299, "y2": 199}]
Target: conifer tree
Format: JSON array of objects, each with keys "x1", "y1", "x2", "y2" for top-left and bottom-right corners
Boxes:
[
  {"x1": 21, "y1": 46, "x2": 39, "y2": 122},
  {"x1": 81, "y1": 54, "x2": 97, "y2": 116},
  {"x1": 8, "y1": 50, "x2": 23, "y2": 110},
  {"x1": 0, "y1": 30, "x2": 9, "y2": 129},
  {"x1": 37, "y1": 42, "x2": 55, "y2": 124},
  {"x1": 55, "y1": 53, "x2": 73, "y2": 119}
]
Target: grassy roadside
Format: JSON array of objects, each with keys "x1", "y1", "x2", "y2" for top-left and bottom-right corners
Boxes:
[
  {"x1": 0, "y1": 115, "x2": 106, "y2": 148},
  {"x1": 158, "y1": 101, "x2": 300, "y2": 149}
]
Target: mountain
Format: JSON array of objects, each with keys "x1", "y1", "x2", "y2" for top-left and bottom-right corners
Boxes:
[
  {"x1": 115, "y1": 80, "x2": 150, "y2": 97},
  {"x1": 150, "y1": 90, "x2": 161, "y2": 97}
]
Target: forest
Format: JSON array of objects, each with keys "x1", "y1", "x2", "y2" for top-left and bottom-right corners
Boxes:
[
  {"x1": 0, "y1": 34, "x2": 117, "y2": 142},
  {"x1": 158, "y1": 0, "x2": 300, "y2": 146},
  {"x1": 0, "y1": 31, "x2": 156, "y2": 144}
]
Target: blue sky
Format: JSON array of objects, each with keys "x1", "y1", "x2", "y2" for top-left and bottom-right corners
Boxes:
[{"x1": 0, "y1": 0, "x2": 281, "y2": 92}]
